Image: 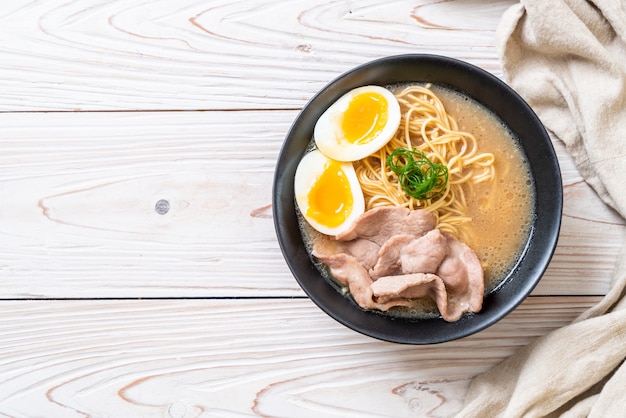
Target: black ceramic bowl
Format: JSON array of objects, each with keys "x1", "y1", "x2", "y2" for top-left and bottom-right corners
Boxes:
[{"x1": 273, "y1": 54, "x2": 562, "y2": 344}]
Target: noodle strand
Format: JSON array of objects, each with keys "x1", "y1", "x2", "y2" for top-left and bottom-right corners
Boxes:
[{"x1": 354, "y1": 84, "x2": 496, "y2": 241}]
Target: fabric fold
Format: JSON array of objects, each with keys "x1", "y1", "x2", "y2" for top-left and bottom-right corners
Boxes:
[{"x1": 456, "y1": 0, "x2": 626, "y2": 416}]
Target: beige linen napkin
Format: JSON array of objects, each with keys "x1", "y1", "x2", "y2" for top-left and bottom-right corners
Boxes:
[{"x1": 456, "y1": 1, "x2": 626, "y2": 417}]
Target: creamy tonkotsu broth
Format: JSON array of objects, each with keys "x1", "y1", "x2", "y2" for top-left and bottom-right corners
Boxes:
[
  {"x1": 298, "y1": 83, "x2": 535, "y2": 317},
  {"x1": 423, "y1": 84, "x2": 535, "y2": 291}
]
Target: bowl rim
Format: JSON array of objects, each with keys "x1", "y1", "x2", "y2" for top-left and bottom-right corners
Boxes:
[{"x1": 272, "y1": 53, "x2": 563, "y2": 344}]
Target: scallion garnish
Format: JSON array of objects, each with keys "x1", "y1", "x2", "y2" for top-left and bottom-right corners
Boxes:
[{"x1": 386, "y1": 148, "x2": 448, "y2": 200}]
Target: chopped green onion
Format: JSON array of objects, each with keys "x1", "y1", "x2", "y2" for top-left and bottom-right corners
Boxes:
[{"x1": 386, "y1": 148, "x2": 448, "y2": 200}]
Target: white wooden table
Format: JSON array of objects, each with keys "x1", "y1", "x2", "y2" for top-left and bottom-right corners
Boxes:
[{"x1": 1, "y1": 1, "x2": 624, "y2": 417}]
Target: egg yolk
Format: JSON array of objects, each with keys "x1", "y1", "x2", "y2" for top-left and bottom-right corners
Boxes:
[
  {"x1": 306, "y1": 161, "x2": 353, "y2": 228},
  {"x1": 341, "y1": 91, "x2": 388, "y2": 145}
]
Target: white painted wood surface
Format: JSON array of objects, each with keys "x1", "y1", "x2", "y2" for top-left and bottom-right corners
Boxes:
[
  {"x1": 0, "y1": 298, "x2": 602, "y2": 417},
  {"x1": 0, "y1": 0, "x2": 624, "y2": 416}
]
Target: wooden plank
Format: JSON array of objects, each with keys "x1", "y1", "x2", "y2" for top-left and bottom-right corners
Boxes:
[
  {"x1": 0, "y1": 0, "x2": 516, "y2": 111},
  {"x1": 0, "y1": 2, "x2": 620, "y2": 418},
  {"x1": 1, "y1": 111, "x2": 623, "y2": 298},
  {"x1": 0, "y1": 111, "x2": 292, "y2": 298},
  {"x1": 0, "y1": 296, "x2": 599, "y2": 418}
]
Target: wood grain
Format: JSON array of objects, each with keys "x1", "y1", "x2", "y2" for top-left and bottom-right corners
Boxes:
[
  {"x1": 0, "y1": 110, "x2": 289, "y2": 297},
  {"x1": 0, "y1": 110, "x2": 623, "y2": 298},
  {"x1": 1, "y1": 1, "x2": 624, "y2": 416},
  {"x1": 0, "y1": 0, "x2": 516, "y2": 112},
  {"x1": 0, "y1": 297, "x2": 599, "y2": 418}
]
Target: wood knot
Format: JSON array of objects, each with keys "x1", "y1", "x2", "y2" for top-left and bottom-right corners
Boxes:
[{"x1": 155, "y1": 199, "x2": 170, "y2": 215}]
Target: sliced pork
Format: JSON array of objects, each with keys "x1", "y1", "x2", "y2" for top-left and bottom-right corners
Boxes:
[
  {"x1": 313, "y1": 236, "x2": 380, "y2": 271},
  {"x1": 334, "y1": 206, "x2": 436, "y2": 245},
  {"x1": 400, "y1": 229, "x2": 448, "y2": 275},
  {"x1": 312, "y1": 206, "x2": 485, "y2": 322},
  {"x1": 371, "y1": 273, "x2": 456, "y2": 319},
  {"x1": 316, "y1": 252, "x2": 377, "y2": 310},
  {"x1": 371, "y1": 273, "x2": 445, "y2": 302},
  {"x1": 369, "y1": 234, "x2": 415, "y2": 279},
  {"x1": 316, "y1": 252, "x2": 421, "y2": 312},
  {"x1": 436, "y1": 233, "x2": 484, "y2": 317}
]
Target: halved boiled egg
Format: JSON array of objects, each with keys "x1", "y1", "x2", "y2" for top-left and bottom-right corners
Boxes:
[
  {"x1": 314, "y1": 85, "x2": 401, "y2": 162},
  {"x1": 294, "y1": 149, "x2": 365, "y2": 236}
]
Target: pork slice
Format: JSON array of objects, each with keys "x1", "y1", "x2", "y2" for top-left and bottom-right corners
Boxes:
[
  {"x1": 371, "y1": 273, "x2": 448, "y2": 315},
  {"x1": 371, "y1": 272, "x2": 441, "y2": 301},
  {"x1": 436, "y1": 253, "x2": 467, "y2": 293},
  {"x1": 400, "y1": 229, "x2": 448, "y2": 274},
  {"x1": 335, "y1": 206, "x2": 436, "y2": 245},
  {"x1": 436, "y1": 234, "x2": 485, "y2": 320},
  {"x1": 316, "y1": 252, "x2": 377, "y2": 310},
  {"x1": 369, "y1": 234, "x2": 416, "y2": 280},
  {"x1": 313, "y1": 237, "x2": 380, "y2": 271},
  {"x1": 372, "y1": 272, "x2": 484, "y2": 322}
]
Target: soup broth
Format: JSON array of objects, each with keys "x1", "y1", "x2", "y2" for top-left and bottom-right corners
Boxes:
[
  {"x1": 426, "y1": 84, "x2": 535, "y2": 291},
  {"x1": 299, "y1": 83, "x2": 535, "y2": 316}
]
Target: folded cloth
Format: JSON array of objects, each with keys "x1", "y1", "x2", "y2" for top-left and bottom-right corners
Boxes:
[{"x1": 455, "y1": 1, "x2": 626, "y2": 417}]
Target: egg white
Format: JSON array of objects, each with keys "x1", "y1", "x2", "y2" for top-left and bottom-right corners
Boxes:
[
  {"x1": 314, "y1": 85, "x2": 401, "y2": 162},
  {"x1": 294, "y1": 149, "x2": 365, "y2": 236}
]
